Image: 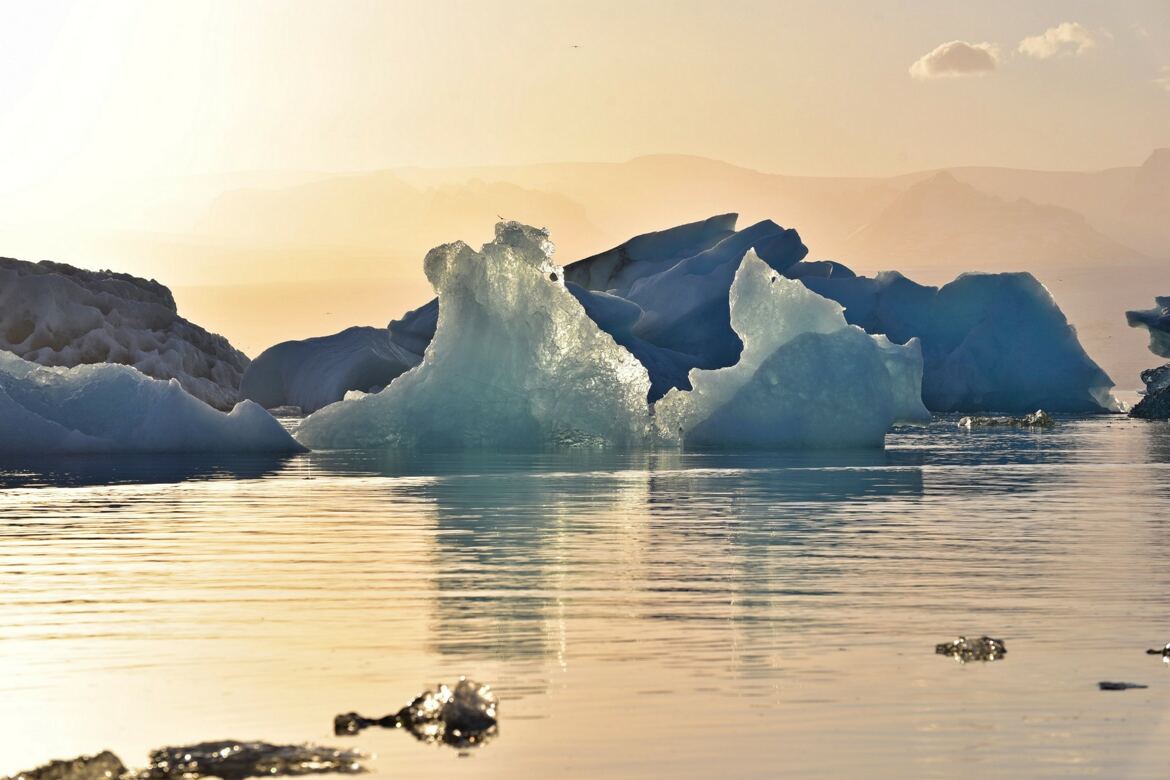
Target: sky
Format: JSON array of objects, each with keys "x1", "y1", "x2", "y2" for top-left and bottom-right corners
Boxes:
[
  {"x1": 0, "y1": 0, "x2": 1167, "y2": 197},
  {"x1": 0, "y1": 0, "x2": 1167, "y2": 369}
]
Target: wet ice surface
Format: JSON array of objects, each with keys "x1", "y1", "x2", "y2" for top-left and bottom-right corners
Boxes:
[
  {"x1": 335, "y1": 678, "x2": 498, "y2": 749},
  {"x1": 935, "y1": 635, "x2": 1007, "y2": 663},
  {"x1": 3, "y1": 416, "x2": 1170, "y2": 777}
]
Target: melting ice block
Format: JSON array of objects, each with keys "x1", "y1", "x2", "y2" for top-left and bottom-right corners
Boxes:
[
  {"x1": 296, "y1": 223, "x2": 652, "y2": 450},
  {"x1": 653, "y1": 253, "x2": 929, "y2": 449},
  {"x1": 0, "y1": 351, "x2": 302, "y2": 454}
]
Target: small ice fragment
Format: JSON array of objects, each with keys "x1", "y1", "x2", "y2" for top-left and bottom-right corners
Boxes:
[
  {"x1": 957, "y1": 410, "x2": 1054, "y2": 429},
  {"x1": 934, "y1": 635, "x2": 1007, "y2": 662},
  {"x1": 334, "y1": 677, "x2": 499, "y2": 749},
  {"x1": 1098, "y1": 681, "x2": 1148, "y2": 691},
  {"x1": 6, "y1": 751, "x2": 126, "y2": 780}
]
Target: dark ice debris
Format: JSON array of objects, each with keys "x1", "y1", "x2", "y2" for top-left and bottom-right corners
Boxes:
[
  {"x1": 7, "y1": 751, "x2": 127, "y2": 780},
  {"x1": 6, "y1": 743, "x2": 366, "y2": 780},
  {"x1": 958, "y1": 410, "x2": 1054, "y2": 429},
  {"x1": 1145, "y1": 643, "x2": 1170, "y2": 659},
  {"x1": 335, "y1": 677, "x2": 498, "y2": 749},
  {"x1": 935, "y1": 635, "x2": 1007, "y2": 662},
  {"x1": 1098, "y1": 681, "x2": 1149, "y2": 691}
]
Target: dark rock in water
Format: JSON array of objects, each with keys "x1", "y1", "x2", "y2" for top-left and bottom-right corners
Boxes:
[
  {"x1": 935, "y1": 635, "x2": 1007, "y2": 662},
  {"x1": 140, "y1": 742, "x2": 365, "y2": 779},
  {"x1": 335, "y1": 677, "x2": 498, "y2": 749},
  {"x1": 6, "y1": 751, "x2": 126, "y2": 780},
  {"x1": 958, "y1": 410, "x2": 1054, "y2": 429},
  {"x1": 1098, "y1": 681, "x2": 1149, "y2": 691}
]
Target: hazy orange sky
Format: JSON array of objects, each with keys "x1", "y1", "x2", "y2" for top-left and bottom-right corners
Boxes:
[
  {"x1": 1, "y1": 1, "x2": 1167, "y2": 375},
  {"x1": 1, "y1": 0, "x2": 1167, "y2": 194}
]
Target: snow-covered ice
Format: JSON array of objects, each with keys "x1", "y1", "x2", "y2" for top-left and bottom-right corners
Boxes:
[
  {"x1": 241, "y1": 326, "x2": 420, "y2": 413},
  {"x1": 295, "y1": 223, "x2": 652, "y2": 450},
  {"x1": 0, "y1": 351, "x2": 302, "y2": 454},
  {"x1": 653, "y1": 254, "x2": 928, "y2": 449},
  {"x1": 0, "y1": 257, "x2": 249, "y2": 410}
]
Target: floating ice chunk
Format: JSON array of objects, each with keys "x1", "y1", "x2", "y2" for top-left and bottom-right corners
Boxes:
[
  {"x1": 654, "y1": 253, "x2": 927, "y2": 449},
  {"x1": 1125, "y1": 297, "x2": 1170, "y2": 419},
  {"x1": 935, "y1": 636, "x2": 1007, "y2": 663},
  {"x1": 241, "y1": 326, "x2": 420, "y2": 413},
  {"x1": 335, "y1": 678, "x2": 499, "y2": 749},
  {"x1": 0, "y1": 351, "x2": 302, "y2": 454},
  {"x1": 296, "y1": 223, "x2": 652, "y2": 450},
  {"x1": 1126, "y1": 296, "x2": 1170, "y2": 359},
  {"x1": 143, "y1": 741, "x2": 365, "y2": 778},
  {"x1": 0, "y1": 258, "x2": 249, "y2": 410},
  {"x1": 6, "y1": 751, "x2": 127, "y2": 780},
  {"x1": 957, "y1": 410, "x2": 1055, "y2": 429}
]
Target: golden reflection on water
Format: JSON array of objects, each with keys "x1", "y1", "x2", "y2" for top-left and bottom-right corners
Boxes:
[{"x1": 2, "y1": 419, "x2": 1170, "y2": 777}]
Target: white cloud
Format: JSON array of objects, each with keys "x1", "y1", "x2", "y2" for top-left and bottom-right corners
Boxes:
[
  {"x1": 1018, "y1": 22, "x2": 1097, "y2": 59},
  {"x1": 909, "y1": 41, "x2": 999, "y2": 80},
  {"x1": 1155, "y1": 66, "x2": 1170, "y2": 92}
]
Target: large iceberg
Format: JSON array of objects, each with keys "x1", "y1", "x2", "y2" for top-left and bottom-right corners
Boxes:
[
  {"x1": 295, "y1": 223, "x2": 652, "y2": 450},
  {"x1": 0, "y1": 257, "x2": 249, "y2": 410},
  {"x1": 800, "y1": 270, "x2": 1117, "y2": 413},
  {"x1": 0, "y1": 351, "x2": 302, "y2": 454},
  {"x1": 567, "y1": 215, "x2": 1117, "y2": 413},
  {"x1": 1126, "y1": 297, "x2": 1170, "y2": 419},
  {"x1": 654, "y1": 253, "x2": 928, "y2": 449},
  {"x1": 241, "y1": 326, "x2": 421, "y2": 413}
]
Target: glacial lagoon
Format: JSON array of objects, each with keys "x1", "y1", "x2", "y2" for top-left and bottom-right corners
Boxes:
[{"x1": 2, "y1": 415, "x2": 1169, "y2": 777}]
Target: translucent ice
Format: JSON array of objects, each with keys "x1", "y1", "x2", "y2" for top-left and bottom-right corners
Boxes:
[
  {"x1": 334, "y1": 678, "x2": 498, "y2": 749},
  {"x1": 139, "y1": 742, "x2": 365, "y2": 779},
  {"x1": 935, "y1": 636, "x2": 1007, "y2": 663},
  {"x1": 653, "y1": 253, "x2": 929, "y2": 449},
  {"x1": 0, "y1": 351, "x2": 302, "y2": 454},
  {"x1": 295, "y1": 223, "x2": 652, "y2": 450}
]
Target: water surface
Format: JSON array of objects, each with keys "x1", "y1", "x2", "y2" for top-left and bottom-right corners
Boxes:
[{"x1": 2, "y1": 417, "x2": 1169, "y2": 777}]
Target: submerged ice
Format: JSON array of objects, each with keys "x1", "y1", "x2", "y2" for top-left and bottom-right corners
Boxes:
[
  {"x1": 0, "y1": 351, "x2": 302, "y2": 454},
  {"x1": 295, "y1": 223, "x2": 652, "y2": 450},
  {"x1": 654, "y1": 254, "x2": 929, "y2": 449}
]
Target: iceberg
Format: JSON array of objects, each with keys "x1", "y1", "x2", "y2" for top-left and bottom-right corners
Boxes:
[
  {"x1": 1126, "y1": 296, "x2": 1170, "y2": 419},
  {"x1": 801, "y1": 270, "x2": 1118, "y2": 413},
  {"x1": 241, "y1": 326, "x2": 421, "y2": 413},
  {"x1": 0, "y1": 257, "x2": 249, "y2": 410},
  {"x1": 653, "y1": 253, "x2": 928, "y2": 449},
  {"x1": 567, "y1": 215, "x2": 1117, "y2": 413},
  {"x1": 0, "y1": 351, "x2": 302, "y2": 454},
  {"x1": 295, "y1": 223, "x2": 652, "y2": 450}
]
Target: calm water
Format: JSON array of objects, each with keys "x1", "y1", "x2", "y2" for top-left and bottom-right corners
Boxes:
[{"x1": 2, "y1": 417, "x2": 1170, "y2": 778}]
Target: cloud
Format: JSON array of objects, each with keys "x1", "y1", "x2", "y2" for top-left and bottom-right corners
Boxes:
[
  {"x1": 1156, "y1": 66, "x2": 1170, "y2": 92},
  {"x1": 1018, "y1": 22, "x2": 1097, "y2": 59},
  {"x1": 909, "y1": 41, "x2": 999, "y2": 80}
]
